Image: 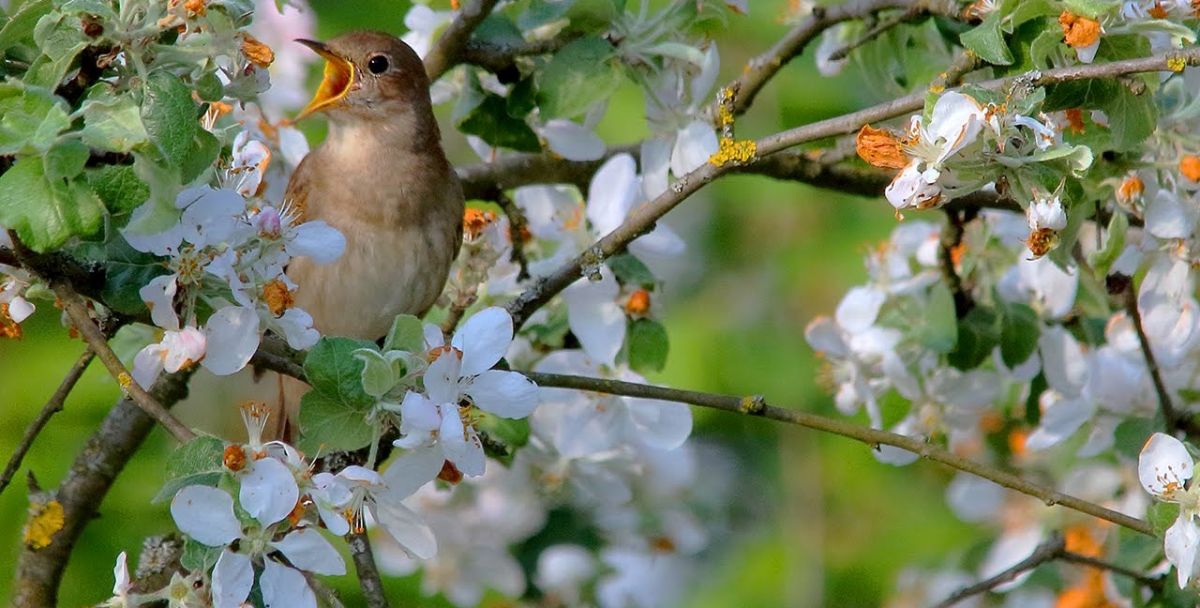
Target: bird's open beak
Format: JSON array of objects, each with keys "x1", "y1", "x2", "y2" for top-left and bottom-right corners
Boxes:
[{"x1": 295, "y1": 39, "x2": 355, "y2": 121}]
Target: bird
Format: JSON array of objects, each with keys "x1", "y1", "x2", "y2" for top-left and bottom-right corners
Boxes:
[{"x1": 279, "y1": 31, "x2": 464, "y2": 434}]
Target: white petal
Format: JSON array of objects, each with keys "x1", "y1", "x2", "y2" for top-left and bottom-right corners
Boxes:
[
  {"x1": 452, "y1": 306, "x2": 513, "y2": 376},
  {"x1": 202, "y1": 306, "x2": 261, "y2": 376},
  {"x1": 381, "y1": 445, "x2": 444, "y2": 499},
  {"x1": 468, "y1": 370, "x2": 539, "y2": 418},
  {"x1": 288, "y1": 221, "x2": 346, "y2": 264},
  {"x1": 170, "y1": 485, "x2": 242, "y2": 547},
  {"x1": 1146, "y1": 190, "x2": 1196, "y2": 240},
  {"x1": 690, "y1": 43, "x2": 720, "y2": 105},
  {"x1": 399, "y1": 391, "x2": 441, "y2": 433},
  {"x1": 260, "y1": 560, "x2": 317, "y2": 608},
  {"x1": 564, "y1": 270, "x2": 624, "y2": 366},
  {"x1": 1166, "y1": 516, "x2": 1200, "y2": 588},
  {"x1": 371, "y1": 500, "x2": 437, "y2": 559},
  {"x1": 276, "y1": 308, "x2": 320, "y2": 350},
  {"x1": 277, "y1": 126, "x2": 310, "y2": 168},
  {"x1": 424, "y1": 351, "x2": 462, "y2": 405},
  {"x1": 836, "y1": 286, "x2": 886, "y2": 334},
  {"x1": 640, "y1": 137, "x2": 672, "y2": 199},
  {"x1": 7, "y1": 295, "x2": 34, "y2": 323},
  {"x1": 240, "y1": 457, "x2": 299, "y2": 527},
  {"x1": 178, "y1": 187, "x2": 245, "y2": 247},
  {"x1": 161, "y1": 327, "x2": 207, "y2": 373},
  {"x1": 131, "y1": 343, "x2": 166, "y2": 389},
  {"x1": 670, "y1": 121, "x2": 718, "y2": 177},
  {"x1": 140, "y1": 274, "x2": 180, "y2": 331},
  {"x1": 271, "y1": 528, "x2": 346, "y2": 575},
  {"x1": 804, "y1": 317, "x2": 849, "y2": 357},
  {"x1": 439, "y1": 405, "x2": 486, "y2": 476},
  {"x1": 1024, "y1": 392, "x2": 1094, "y2": 451},
  {"x1": 212, "y1": 549, "x2": 254, "y2": 608},
  {"x1": 928, "y1": 92, "x2": 984, "y2": 162},
  {"x1": 587, "y1": 154, "x2": 640, "y2": 235},
  {"x1": 630, "y1": 222, "x2": 686, "y2": 259},
  {"x1": 542, "y1": 120, "x2": 605, "y2": 161},
  {"x1": 625, "y1": 397, "x2": 692, "y2": 449},
  {"x1": 111, "y1": 551, "x2": 129, "y2": 595},
  {"x1": 1139, "y1": 432, "x2": 1194, "y2": 498}
]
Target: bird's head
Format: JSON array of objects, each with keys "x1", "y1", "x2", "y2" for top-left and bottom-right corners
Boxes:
[{"x1": 294, "y1": 31, "x2": 431, "y2": 125}]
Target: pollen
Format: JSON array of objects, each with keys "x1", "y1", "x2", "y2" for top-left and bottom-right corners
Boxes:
[
  {"x1": 708, "y1": 137, "x2": 757, "y2": 167},
  {"x1": 437, "y1": 460, "x2": 464, "y2": 485},
  {"x1": 624, "y1": 289, "x2": 651, "y2": 316},
  {"x1": 1059, "y1": 12, "x2": 1101, "y2": 49},
  {"x1": 1008, "y1": 428, "x2": 1028, "y2": 458},
  {"x1": 184, "y1": 0, "x2": 206, "y2": 17},
  {"x1": 287, "y1": 500, "x2": 306, "y2": 527},
  {"x1": 1025, "y1": 228, "x2": 1059, "y2": 259},
  {"x1": 23, "y1": 499, "x2": 65, "y2": 550},
  {"x1": 223, "y1": 444, "x2": 247, "y2": 472},
  {"x1": 649, "y1": 536, "x2": 677, "y2": 553},
  {"x1": 241, "y1": 34, "x2": 275, "y2": 68},
  {"x1": 1116, "y1": 175, "x2": 1144, "y2": 203},
  {"x1": 856, "y1": 125, "x2": 909, "y2": 170},
  {"x1": 1180, "y1": 155, "x2": 1200, "y2": 182},
  {"x1": 261, "y1": 279, "x2": 295, "y2": 317},
  {"x1": 1063, "y1": 108, "x2": 1085, "y2": 135},
  {"x1": 0, "y1": 303, "x2": 22, "y2": 340},
  {"x1": 1149, "y1": 2, "x2": 1169, "y2": 18},
  {"x1": 463, "y1": 208, "x2": 498, "y2": 241}
]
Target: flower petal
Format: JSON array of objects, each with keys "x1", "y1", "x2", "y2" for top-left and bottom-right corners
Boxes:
[
  {"x1": 140, "y1": 274, "x2": 180, "y2": 331},
  {"x1": 1139, "y1": 432, "x2": 1195, "y2": 498},
  {"x1": 835, "y1": 286, "x2": 886, "y2": 334},
  {"x1": 271, "y1": 528, "x2": 346, "y2": 575},
  {"x1": 587, "y1": 154, "x2": 639, "y2": 235},
  {"x1": 381, "y1": 445, "x2": 443, "y2": 499},
  {"x1": 439, "y1": 404, "x2": 486, "y2": 476},
  {"x1": 202, "y1": 306, "x2": 261, "y2": 376},
  {"x1": 371, "y1": 499, "x2": 437, "y2": 559},
  {"x1": 468, "y1": 370, "x2": 539, "y2": 418},
  {"x1": 240, "y1": 457, "x2": 299, "y2": 527},
  {"x1": 288, "y1": 221, "x2": 346, "y2": 264},
  {"x1": 1166, "y1": 515, "x2": 1200, "y2": 588},
  {"x1": 170, "y1": 485, "x2": 242, "y2": 547},
  {"x1": 452, "y1": 306, "x2": 513, "y2": 376},
  {"x1": 670, "y1": 121, "x2": 719, "y2": 177},
  {"x1": 564, "y1": 270, "x2": 624, "y2": 366},
  {"x1": 212, "y1": 549, "x2": 253, "y2": 608},
  {"x1": 260, "y1": 559, "x2": 318, "y2": 608},
  {"x1": 542, "y1": 119, "x2": 605, "y2": 161}
]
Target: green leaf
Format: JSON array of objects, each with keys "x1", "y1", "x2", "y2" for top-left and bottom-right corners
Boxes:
[
  {"x1": 299, "y1": 337, "x2": 377, "y2": 452},
  {"x1": 948, "y1": 306, "x2": 1000, "y2": 371},
  {"x1": 86, "y1": 164, "x2": 150, "y2": 215},
  {"x1": 141, "y1": 72, "x2": 200, "y2": 170},
  {"x1": 79, "y1": 233, "x2": 168, "y2": 315},
  {"x1": 1006, "y1": 0, "x2": 1057, "y2": 28},
  {"x1": 0, "y1": 0, "x2": 51, "y2": 52},
  {"x1": 1088, "y1": 210, "x2": 1128, "y2": 278},
  {"x1": 0, "y1": 82, "x2": 70, "y2": 155},
  {"x1": 999, "y1": 302, "x2": 1039, "y2": 368},
  {"x1": 298, "y1": 390, "x2": 376, "y2": 453},
  {"x1": 477, "y1": 411, "x2": 530, "y2": 448},
  {"x1": 915, "y1": 283, "x2": 958, "y2": 354},
  {"x1": 607, "y1": 254, "x2": 656, "y2": 289},
  {"x1": 384, "y1": 314, "x2": 425, "y2": 353},
  {"x1": 353, "y1": 348, "x2": 397, "y2": 399},
  {"x1": 1113, "y1": 417, "x2": 1157, "y2": 460},
  {"x1": 536, "y1": 36, "x2": 622, "y2": 119},
  {"x1": 1025, "y1": 372, "x2": 1046, "y2": 425},
  {"x1": 454, "y1": 85, "x2": 541, "y2": 153},
  {"x1": 1102, "y1": 85, "x2": 1157, "y2": 152},
  {"x1": 563, "y1": 0, "x2": 623, "y2": 30},
  {"x1": 43, "y1": 139, "x2": 89, "y2": 180},
  {"x1": 24, "y1": 10, "x2": 87, "y2": 88},
  {"x1": 0, "y1": 158, "x2": 103, "y2": 252},
  {"x1": 303, "y1": 337, "x2": 376, "y2": 404},
  {"x1": 625, "y1": 318, "x2": 668, "y2": 374},
  {"x1": 154, "y1": 435, "x2": 226, "y2": 503},
  {"x1": 194, "y1": 71, "x2": 224, "y2": 102},
  {"x1": 181, "y1": 538, "x2": 222, "y2": 571},
  {"x1": 80, "y1": 95, "x2": 149, "y2": 152},
  {"x1": 1063, "y1": 0, "x2": 1120, "y2": 18},
  {"x1": 960, "y1": 12, "x2": 1014, "y2": 66},
  {"x1": 1148, "y1": 501, "x2": 1181, "y2": 537},
  {"x1": 179, "y1": 128, "x2": 220, "y2": 184}
]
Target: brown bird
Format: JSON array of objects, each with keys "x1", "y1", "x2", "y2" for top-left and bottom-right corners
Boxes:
[{"x1": 280, "y1": 32, "x2": 464, "y2": 430}]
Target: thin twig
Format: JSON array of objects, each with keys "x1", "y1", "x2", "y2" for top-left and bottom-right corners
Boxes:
[
  {"x1": 52, "y1": 283, "x2": 195, "y2": 442},
  {"x1": 459, "y1": 34, "x2": 580, "y2": 75},
  {"x1": 521, "y1": 371, "x2": 1155, "y2": 536},
  {"x1": 933, "y1": 534, "x2": 1066, "y2": 608},
  {"x1": 939, "y1": 209, "x2": 974, "y2": 318},
  {"x1": 424, "y1": 0, "x2": 501, "y2": 82},
  {"x1": 930, "y1": 48, "x2": 983, "y2": 91},
  {"x1": 1126, "y1": 287, "x2": 1180, "y2": 431},
  {"x1": 495, "y1": 190, "x2": 531, "y2": 281},
  {"x1": 826, "y1": 7, "x2": 917, "y2": 62},
  {"x1": 0, "y1": 349, "x2": 95, "y2": 496},
  {"x1": 505, "y1": 48, "x2": 1200, "y2": 329},
  {"x1": 1059, "y1": 551, "x2": 1163, "y2": 589},
  {"x1": 348, "y1": 532, "x2": 390, "y2": 608}
]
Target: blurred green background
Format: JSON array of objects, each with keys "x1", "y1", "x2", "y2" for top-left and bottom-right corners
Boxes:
[{"x1": 0, "y1": 1, "x2": 985, "y2": 605}]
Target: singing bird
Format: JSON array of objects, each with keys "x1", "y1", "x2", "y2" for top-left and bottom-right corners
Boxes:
[{"x1": 280, "y1": 32, "x2": 464, "y2": 428}]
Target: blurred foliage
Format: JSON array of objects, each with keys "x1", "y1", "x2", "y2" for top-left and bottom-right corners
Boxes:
[{"x1": 0, "y1": 1, "x2": 986, "y2": 605}]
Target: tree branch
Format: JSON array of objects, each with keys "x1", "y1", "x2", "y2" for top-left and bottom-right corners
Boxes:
[
  {"x1": 502, "y1": 48, "x2": 1200, "y2": 329},
  {"x1": 0, "y1": 349, "x2": 95, "y2": 497},
  {"x1": 348, "y1": 532, "x2": 390, "y2": 608},
  {"x1": 933, "y1": 533, "x2": 1066, "y2": 608},
  {"x1": 1058, "y1": 550, "x2": 1163, "y2": 589},
  {"x1": 12, "y1": 370, "x2": 194, "y2": 608},
  {"x1": 1126, "y1": 287, "x2": 1180, "y2": 432},
  {"x1": 424, "y1": 0, "x2": 501, "y2": 82},
  {"x1": 52, "y1": 283, "x2": 195, "y2": 443},
  {"x1": 521, "y1": 371, "x2": 1154, "y2": 536}
]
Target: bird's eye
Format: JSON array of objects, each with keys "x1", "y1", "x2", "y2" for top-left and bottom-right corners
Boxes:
[{"x1": 367, "y1": 55, "x2": 389, "y2": 75}]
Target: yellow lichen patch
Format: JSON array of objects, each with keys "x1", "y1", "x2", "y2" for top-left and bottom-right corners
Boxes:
[
  {"x1": 1168, "y1": 55, "x2": 1189, "y2": 73},
  {"x1": 1117, "y1": 174, "x2": 1144, "y2": 203},
  {"x1": 262, "y1": 279, "x2": 295, "y2": 317},
  {"x1": 738, "y1": 395, "x2": 765, "y2": 414},
  {"x1": 23, "y1": 499, "x2": 65, "y2": 550},
  {"x1": 118, "y1": 372, "x2": 134, "y2": 392},
  {"x1": 716, "y1": 87, "x2": 736, "y2": 131},
  {"x1": 708, "y1": 137, "x2": 757, "y2": 167},
  {"x1": 241, "y1": 34, "x2": 275, "y2": 68},
  {"x1": 855, "y1": 125, "x2": 909, "y2": 170},
  {"x1": 1059, "y1": 12, "x2": 1101, "y2": 48},
  {"x1": 0, "y1": 303, "x2": 22, "y2": 340},
  {"x1": 1180, "y1": 155, "x2": 1200, "y2": 182},
  {"x1": 624, "y1": 289, "x2": 651, "y2": 316}
]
